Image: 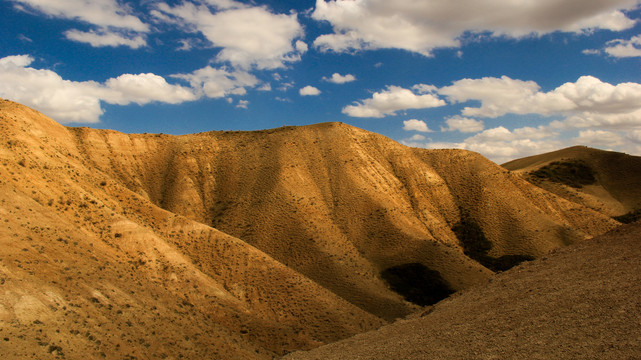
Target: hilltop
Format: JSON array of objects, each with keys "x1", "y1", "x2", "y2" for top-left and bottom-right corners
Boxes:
[
  {"x1": 503, "y1": 146, "x2": 641, "y2": 219},
  {"x1": 0, "y1": 99, "x2": 620, "y2": 358}
]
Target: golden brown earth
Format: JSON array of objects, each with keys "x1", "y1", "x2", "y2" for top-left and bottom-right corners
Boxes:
[
  {"x1": 503, "y1": 146, "x2": 641, "y2": 217},
  {"x1": 285, "y1": 220, "x2": 641, "y2": 360},
  {"x1": 0, "y1": 99, "x2": 621, "y2": 358}
]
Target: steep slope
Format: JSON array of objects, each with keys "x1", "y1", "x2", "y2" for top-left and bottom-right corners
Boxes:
[
  {"x1": 0, "y1": 99, "x2": 383, "y2": 359},
  {"x1": 503, "y1": 146, "x2": 641, "y2": 217},
  {"x1": 70, "y1": 111, "x2": 616, "y2": 320},
  {"x1": 286, "y1": 221, "x2": 641, "y2": 360},
  {"x1": 0, "y1": 99, "x2": 621, "y2": 357}
]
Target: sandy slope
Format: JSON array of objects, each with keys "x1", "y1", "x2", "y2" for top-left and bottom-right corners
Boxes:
[
  {"x1": 503, "y1": 146, "x2": 641, "y2": 216},
  {"x1": 70, "y1": 117, "x2": 617, "y2": 320},
  {"x1": 0, "y1": 99, "x2": 622, "y2": 357},
  {"x1": 0, "y1": 100, "x2": 382, "y2": 359},
  {"x1": 286, "y1": 221, "x2": 641, "y2": 360}
]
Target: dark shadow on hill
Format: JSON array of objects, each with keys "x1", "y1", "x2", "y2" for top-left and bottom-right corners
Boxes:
[
  {"x1": 529, "y1": 160, "x2": 596, "y2": 188},
  {"x1": 452, "y1": 217, "x2": 534, "y2": 272},
  {"x1": 613, "y1": 209, "x2": 641, "y2": 224},
  {"x1": 381, "y1": 263, "x2": 454, "y2": 306}
]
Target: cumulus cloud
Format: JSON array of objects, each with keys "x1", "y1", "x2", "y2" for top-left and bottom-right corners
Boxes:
[
  {"x1": 573, "y1": 129, "x2": 624, "y2": 147},
  {"x1": 323, "y1": 73, "x2": 356, "y2": 84},
  {"x1": 172, "y1": 65, "x2": 259, "y2": 98},
  {"x1": 64, "y1": 29, "x2": 146, "y2": 49},
  {"x1": 299, "y1": 85, "x2": 321, "y2": 96},
  {"x1": 439, "y1": 76, "x2": 567, "y2": 118},
  {"x1": 403, "y1": 119, "x2": 432, "y2": 132},
  {"x1": 350, "y1": 75, "x2": 641, "y2": 161},
  {"x1": 154, "y1": 1, "x2": 305, "y2": 69},
  {"x1": 604, "y1": 35, "x2": 641, "y2": 58},
  {"x1": 440, "y1": 75, "x2": 641, "y2": 131},
  {"x1": 12, "y1": 0, "x2": 149, "y2": 31},
  {"x1": 12, "y1": 0, "x2": 149, "y2": 49},
  {"x1": 312, "y1": 0, "x2": 639, "y2": 55},
  {"x1": 343, "y1": 85, "x2": 446, "y2": 118},
  {"x1": 402, "y1": 125, "x2": 563, "y2": 164},
  {"x1": 0, "y1": 55, "x2": 197, "y2": 123},
  {"x1": 441, "y1": 116, "x2": 484, "y2": 133},
  {"x1": 101, "y1": 73, "x2": 197, "y2": 105}
]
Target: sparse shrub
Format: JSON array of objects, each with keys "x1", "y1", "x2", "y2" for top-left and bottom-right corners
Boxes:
[
  {"x1": 529, "y1": 160, "x2": 596, "y2": 188},
  {"x1": 381, "y1": 263, "x2": 454, "y2": 306}
]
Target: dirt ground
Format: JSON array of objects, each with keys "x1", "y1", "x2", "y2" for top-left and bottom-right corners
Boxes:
[{"x1": 286, "y1": 221, "x2": 641, "y2": 360}]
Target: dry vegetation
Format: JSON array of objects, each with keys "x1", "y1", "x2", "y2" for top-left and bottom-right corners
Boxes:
[{"x1": 0, "y1": 99, "x2": 624, "y2": 358}]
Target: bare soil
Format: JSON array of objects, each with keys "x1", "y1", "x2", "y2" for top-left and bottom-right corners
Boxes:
[{"x1": 287, "y1": 221, "x2": 641, "y2": 360}]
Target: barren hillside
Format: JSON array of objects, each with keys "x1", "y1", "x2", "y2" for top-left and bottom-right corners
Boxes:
[
  {"x1": 503, "y1": 146, "x2": 641, "y2": 217},
  {"x1": 0, "y1": 99, "x2": 620, "y2": 358},
  {"x1": 286, "y1": 220, "x2": 641, "y2": 360}
]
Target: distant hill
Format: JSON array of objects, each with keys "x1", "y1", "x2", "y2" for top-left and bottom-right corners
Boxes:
[
  {"x1": 0, "y1": 99, "x2": 619, "y2": 358},
  {"x1": 503, "y1": 146, "x2": 641, "y2": 219},
  {"x1": 286, "y1": 221, "x2": 641, "y2": 360}
]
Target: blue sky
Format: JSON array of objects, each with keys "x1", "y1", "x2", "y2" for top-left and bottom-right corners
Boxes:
[{"x1": 2, "y1": 0, "x2": 641, "y2": 163}]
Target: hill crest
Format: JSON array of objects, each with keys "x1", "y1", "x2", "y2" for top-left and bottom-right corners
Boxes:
[{"x1": 0, "y1": 99, "x2": 621, "y2": 358}]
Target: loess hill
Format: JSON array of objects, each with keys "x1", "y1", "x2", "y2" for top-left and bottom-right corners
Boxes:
[
  {"x1": 503, "y1": 146, "x2": 641, "y2": 219},
  {"x1": 0, "y1": 99, "x2": 620, "y2": 359}
]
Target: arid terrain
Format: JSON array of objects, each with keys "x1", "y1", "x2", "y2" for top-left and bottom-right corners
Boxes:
[
  {"x1": 0, "y1": 99, "x2": 635, "y2": 359},
  {"x1": 286, "y1": 220, "x2": 641, "y2": 360},
  {"x1": 503, "y1": 146, "x2": 641, "y2": 218}
]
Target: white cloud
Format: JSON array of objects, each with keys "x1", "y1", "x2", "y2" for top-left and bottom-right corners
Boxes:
[
  {"x1": 439, "y1": 76, "x2": 570, "y2": 118},
  {"x1": 278, "y1": 81, "x2": 295, "y2": 91},
  {"x1": 172, "y1": 65, "x2": 259, "y2": 98},
  {"x1": 403, "y1": 125, "x2": 563, "y2": 164},
  {"x1": 12, "y1": 0, "x2": 149, "y2": 32},
  {"x1": 257, "y1": 83, "x2": 272, "y2": 91},
  {"x1": 101, "y1": 73, "x2": 197, "y2": 105},
  {"x1": 582, "y1": 49, "x2": 602, "y2": 55},
  {"x1": 64, "y1": 29, "x2": 146, "y2": 49},
  {"x1": 323, "y1": 73, "x2": 356, "y2": 84},
  {"x1": 462, "y1": 137, "x2": 564, "y2": 164},
  {"x1": 439, "y1": 75, "x2": 641, "y2": 130},
  {"x1": 604, "y1": 35, "x2": 641, "y2": 58},
  {"x1": 403, "y1": 119, "x2": 432, "y2": 132},
  {"x1": 343, "y1": 85, "x2": 446, "y2": 118},
  {"x1": 295, "y1": 40, "x2": 309, "y2": 54},
  {"x1": 236, "y1": 99, "x2": 249, "y2": 109},
  {"x1": 154, "y1": 2, "x2": 305, "y2": 69},
  {"x1": 406, "y1": 134, "x2": 426, "y2": 141},
  {"x1": 573, "y1": 129, "x2": 624, "y2": 147},
  {"x1": 441, "y1": 116, "x2": 484, "y2": 133},
  {"x1": 0, "y1": 55, "x2": 197, "y2": 123},
  {"x1": 12, "y1": 0, "x2": 149, "y2": 49},
  {"x1": 299, "y1": 85, "x2": 321, "y2": 96},
  {"x1": 312, "y1": 0, "x2": 639, "y2": 55}
]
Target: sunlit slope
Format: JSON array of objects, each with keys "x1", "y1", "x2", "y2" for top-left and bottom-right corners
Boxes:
[
  {"x1": 503, "y1": 146, "x2": 641, "y2": 217},
  {"x1": 286, "y1": 221, "x2": 641, "y2": 360},
  {"x1": 70, "y1": 109, "x2": 617, "y2": 320},
  {"x1": 0, "y1": 99, "x2": 383, "y2": 359}
]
